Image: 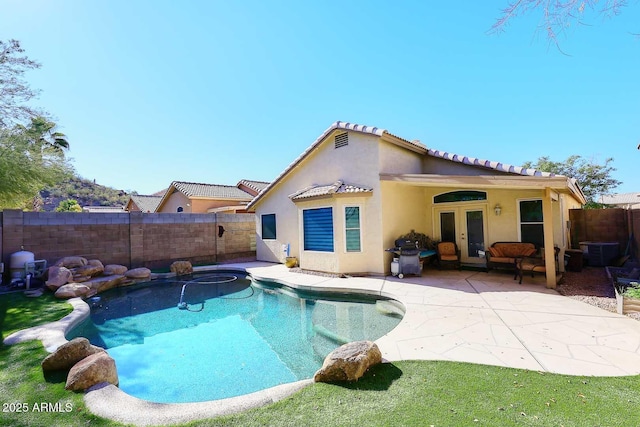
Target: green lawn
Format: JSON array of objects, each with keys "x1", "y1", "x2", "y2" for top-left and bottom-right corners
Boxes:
[
  {"x1": 2, "y1": 292, "x2": 640, "y2": 427},
  {"x1": 0, "y1": 291, "x2": 73, "y2": 339}
]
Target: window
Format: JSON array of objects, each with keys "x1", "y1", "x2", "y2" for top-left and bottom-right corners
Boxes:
[
  {"x1": 177, "y1": 206, "x2": 184, "y2": 213},
  {"x1": 519, "y1": 199, "x2": 543, "y2": 247},
  {"x1": 345, "y1": 207, "x2": 361, "y2": 252},
  {"x1": 434, "y1": 190, "x2": 487, "y2": 204},
  {"x1": 303, "y1": 207, "x2": 333, "y2": 252},
  {"x1": 261, "y1": 214, "x2": 276, "y2": 239}
]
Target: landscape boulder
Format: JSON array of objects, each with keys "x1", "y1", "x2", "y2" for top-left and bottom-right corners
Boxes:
[
  {"x1": 85, "y1": 275, "x2": 126, "y2": 293},
  {"x1": 54, "y1": 283, "x2": 93, "y2": 299},
  {"x1": 87, "y1": 259, "x2": 105, "y2": 269},
  {"x1": 125, "y1": 267, "x2": 151, "y2": 279},
  {"x1": 54, "y1": 256, "x2": 88, "y2": 269},
  {"x1": 74, "y1": 264, "x2": 104, "y2": 278},
  {"x1": 103, "y1": 264, "x2": 128, "y2": 275},
  {"x1": 45, "y1": 266, "x2": 73, "y2": 291},
  {"x1": 170, "y1": 261, "x2": 193, "y2": 276},
  {"x1": 42, "y1": 337, "x2": 104, "y2": 372},
  {"x1": 313, "y1": 341, "x2": 382, "y2": 383},
  {"x1": 65, "y1": 351, "x2": 118, "y2": 391}
]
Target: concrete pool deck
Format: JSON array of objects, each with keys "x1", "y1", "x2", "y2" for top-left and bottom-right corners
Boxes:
[
  {"x1": 6, "y1": 261, "x2": 640, "y2": 426},
  {"x1": 238, "y1": 262, "x2": 640, "y2": 377}
]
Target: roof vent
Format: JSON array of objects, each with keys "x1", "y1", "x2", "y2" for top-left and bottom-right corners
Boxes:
[{"x1": 334, "y1": 132, "x2": 348, "y2": 149}]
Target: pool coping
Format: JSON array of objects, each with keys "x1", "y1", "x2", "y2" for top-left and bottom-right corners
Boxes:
[{"x1": 3, "y1": 263, "x2": 396, "y2": 426}]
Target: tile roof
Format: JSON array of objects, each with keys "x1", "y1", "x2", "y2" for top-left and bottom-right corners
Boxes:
[
  {"x1": 599, "y1": 192, "x2": 640, "y2": 205},
  {"x1": 247, "y1": 120, "x2": 586, "y2": 209},
  {"x1": 248, "y1": 121, "x2": 425, "y2": 208},
  {"x1": 237, "y1": 179, "x2": 270, "y2": 193},
  {"x1": 289, "y1": 180, "x2": 373, "y2": 201},
  {"x1": 172, "y1": 181, "x2": 253, "y2": 199},
  {"x1": 82, "y1": 206, "x2": 125, "y2": 213},
  {"x1": 427, "y1": 149, "x2": 558, "y2": 177},
  {"x1": 129, "y1": 195, "x2": 163, "y2": 212}
]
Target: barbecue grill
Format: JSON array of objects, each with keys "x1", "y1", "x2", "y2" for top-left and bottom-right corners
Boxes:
[{"x1": 392, "y1": 238, "x2": 422, "y2": 278}]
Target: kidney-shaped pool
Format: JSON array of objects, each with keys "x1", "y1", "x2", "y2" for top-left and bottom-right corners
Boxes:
[{"x1": 67, "y1": 271, "x2": 403, "y2": 403}]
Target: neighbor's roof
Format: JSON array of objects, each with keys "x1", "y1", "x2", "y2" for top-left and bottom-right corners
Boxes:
[
  {"x1": 129, "y1": 195, "x2": 163, "y2": 212},
  {"x1": 237, "y1": 179, "x2": 270, "y2": 193},
  {"x1": 82, "y1": 206, "x2": 125, "y2": 213},
  {"x1": 289, "y1": 180, "x2": 373, "y2": 201},
  {"x1": 171, "y1": 181, "x2": 254, "y2": 199},
  {"x1": 599, "y1": 192, "x2": 640, "y2": 205},
  {"x1": 248, "y1": 121, "x2": 427, "y2": 208}
]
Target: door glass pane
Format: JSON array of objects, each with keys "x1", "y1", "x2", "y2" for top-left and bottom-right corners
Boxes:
[
  {"x1": 440, "y1": 212, "x2": 456, "y2": 243},
  {"x1": 466, "y1": 210, "x2": 485, "y2": 258}
]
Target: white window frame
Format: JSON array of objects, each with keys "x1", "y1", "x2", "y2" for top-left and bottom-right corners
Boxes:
[
  {"x1": 517, "y1": 198, "x2": 544, "y2": 244},
  {"x1": 344, "y1": 205, "x2": 363, "y2": 253}
]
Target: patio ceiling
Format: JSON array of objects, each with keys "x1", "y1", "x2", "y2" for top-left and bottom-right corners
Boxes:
[{"x1": 380, "y1": 173, "x2": 586, "y2": 204}]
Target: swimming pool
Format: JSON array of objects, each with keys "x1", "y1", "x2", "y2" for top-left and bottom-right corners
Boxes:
[{"x1": 67, "y1": 271, "x2": 403, "y2": 403}]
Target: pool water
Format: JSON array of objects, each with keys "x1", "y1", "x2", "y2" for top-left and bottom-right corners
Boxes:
[{"x1": 68, "y1": 272, "x2": 403, "y2": 403}]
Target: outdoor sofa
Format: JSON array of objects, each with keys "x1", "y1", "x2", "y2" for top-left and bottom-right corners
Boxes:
[{"x1": 485, "y1": 242, "x2": 537, "y2": 272}]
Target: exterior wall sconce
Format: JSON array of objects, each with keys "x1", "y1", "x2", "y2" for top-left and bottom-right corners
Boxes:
[
  {"x1": 494, "y1": 204, "x2": 502, "y2": 216},
  {"x1": 218, "y1": 225, "x2": 225, "y2": 238}
]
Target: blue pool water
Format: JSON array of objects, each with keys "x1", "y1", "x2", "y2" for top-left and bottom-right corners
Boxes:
[{"x1": 68, "y1": 272, "x2": 403, "y2": 403}]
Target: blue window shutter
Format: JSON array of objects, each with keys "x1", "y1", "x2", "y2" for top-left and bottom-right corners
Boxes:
[{"x1": 303, "y1": 208, "x2": 334, "y2": 252}]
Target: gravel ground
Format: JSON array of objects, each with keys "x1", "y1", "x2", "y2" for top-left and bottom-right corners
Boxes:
[{"x1": 557, "y1": 266, "x2": 640, "y2": 321}]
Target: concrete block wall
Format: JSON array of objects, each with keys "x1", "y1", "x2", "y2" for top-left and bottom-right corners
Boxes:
[
  {"x1": 217, "y1": 213, "x2": 257, "y2": 261},
  {"x1": 569, "y1": 208, "x2": 637, "y2": 258},
  {"x1": 1, "y1": 210, "x2": 256, "y2": 276}
]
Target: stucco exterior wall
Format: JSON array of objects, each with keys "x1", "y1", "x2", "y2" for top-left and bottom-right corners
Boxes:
[
  {"x1": 256, "y1": 131, "x2": 421, "y2": 274},
  {"x1": 158, "y1": 191, "x2": 191, "y2": 213},
  {"x1": 380, "y1": 181, "x2": 428, "y2": 245},
  {"x1": 191, "y1": 198, "x2": 249, "y2": 213},
  {"x1": 255, "y1": 132, "x2": 379, "y2": 271},
  {"x1": 419, "y1": 188, "x2": 543, "y2": 244}
]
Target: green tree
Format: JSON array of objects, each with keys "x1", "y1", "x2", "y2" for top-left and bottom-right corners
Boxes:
[
  {"x1": 0, "y1": 39, "x2": 43, "y2": 127},
  {"x1": 16, "y1": 116, "x2": 69, "y2": 151},
  {"x1": 0, "y1": 39, "x2": 73, "y2": 209},
  {"x1": 0, "y1": 121, "x2": 73, "y2": 209},
  {"x1": 522, "y1": 155, "x2": 622, "y2": 208},
  {"x1": 55, "y1": 199, "x2": 82, "y2": 212}
]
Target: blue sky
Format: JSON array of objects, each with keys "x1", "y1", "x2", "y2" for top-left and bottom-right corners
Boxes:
[{"x1": 1, "y1": 0, "x2": 638, "y2": 195}]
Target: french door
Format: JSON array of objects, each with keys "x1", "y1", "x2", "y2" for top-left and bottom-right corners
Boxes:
[{"x1": 434, "y1": 204, "x2": 487, "y2": 265}]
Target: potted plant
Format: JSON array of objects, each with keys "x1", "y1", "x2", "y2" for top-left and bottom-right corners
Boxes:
[
  {"x1": 285, "y1": 257, "x2": 298, "y2": 268},
  {"x1": 615, "y1": 281, "x2": 640, "y2": 315}
]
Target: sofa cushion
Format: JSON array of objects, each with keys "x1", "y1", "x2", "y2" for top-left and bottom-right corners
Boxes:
[
  {"x1": 494, "y1": 243, "x2": 536, "y2": 258},
  {"x1": 488, "y1": 247, "x2": 502, "y2": 258},
  {"x1": 440, "y1": 255, "x2": 459, "y2": 261}
]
